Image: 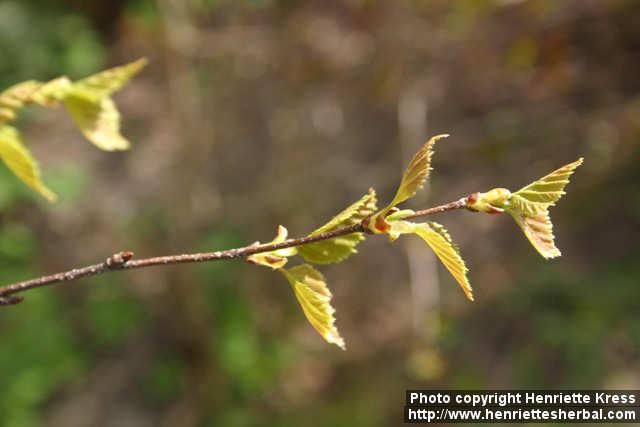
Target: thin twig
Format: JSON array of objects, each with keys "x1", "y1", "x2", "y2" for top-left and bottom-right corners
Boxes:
[{"x1": 0, "y1": 197, "x2": 468, "y2": 306}]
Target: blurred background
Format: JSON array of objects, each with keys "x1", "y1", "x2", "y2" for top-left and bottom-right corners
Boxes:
[{"x1": 0, "y1": 0, "x2": 639, "y2": 425}]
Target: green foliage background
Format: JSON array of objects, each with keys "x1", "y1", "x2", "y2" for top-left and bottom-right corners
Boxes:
[{"x1": 0, "y1": 0, "x2": 639, "y2": 426}]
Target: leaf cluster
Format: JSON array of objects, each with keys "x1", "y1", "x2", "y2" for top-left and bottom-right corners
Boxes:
[
  {"x1": 466, "y1": 158, "x2": 584, "y2": 259},
  {"x1": 0, "y1": 59, "x2": 147, "y2": 201},
  {"x1": 248, "y1": 135, "x2": 469, "y2": 348},
  {"x1": 247, "y1": 135, "x2": 583, "y2": 349}
]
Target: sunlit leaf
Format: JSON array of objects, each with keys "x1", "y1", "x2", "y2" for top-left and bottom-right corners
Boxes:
[
  {"x1": 381, "y1": 134, "x2": 448, "y2": 216},
  {"x1": 310, "y1": 188, "x2": 377, "y2": 234},
  {"x1": 0, "y1": 60, "x2": 146, "y2": 200},
  {"x1": 247, "y1": 225, "x2": 297, "y2": 269},
  {"x1": 388, "y1": 220, "x2": 473, "y2": 301},
  {"x1": 62, "y1": 59, "x2": 147, "y2": 151},
  {"x1": 0, "y1": 81, "x2": 43, "y2": 125},
  {"x1": 282, "y1": 264, "x2": 345, "y2": 349},
  {"x1": 386, "y1": 218, "x2": 416, "y2": 241},
  {"x1": 64, "y1": 92, "x2": 130, "y2": 151},
  {"x1": 508, "y1": 158, "x2": 584, "y2": 216},
  {"x1": 71, "y1": 58, "x2": 148, "y2": 99},
  {"x1": 0, "y1": 77, "x2": 74, "y2": 125},
  {"x1": 366, "y1": 134, "x2": 448, "y2": 234},
  {"x1": 510, "y1": 210, "x2": 560, "y2": 259},
  {"x1": 298, "y1": 188, "x2": 377, "y2": 264},
  {"x1": 503, "y1": 158, "x2": 583, "y2": 259},
  {"x1": 0, "y1": 126, "x2": 56, "y2": 201},
  {"x1": 466, "y1": 159, "x2": 583, "y2": 260},
  {"x1": 29, "y1": 77, "x2": 72, "y2": 106}
]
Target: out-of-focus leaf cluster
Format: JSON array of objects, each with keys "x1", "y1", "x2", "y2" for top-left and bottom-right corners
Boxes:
[{"x1": 0, "y1": 59, "x2": 146, "y2": 201}]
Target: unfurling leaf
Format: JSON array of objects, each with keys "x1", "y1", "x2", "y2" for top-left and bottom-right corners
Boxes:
[
  {"x1": 298, "y1": 188, "x2": 377, "y2": 264},
  {"x1": 388, "y1": 220, "x2": 473, "y2": 301},
  {"x1": 0, "y1": 126, "x2": 56, "y2": 201},
  {"x1": 0, "y1": 81, "x2": 43, "y2": 125},
  {"x1": 510, "y1": 210, "x2": 559, "y2": 259},
  {"x1": 366, "y1": 134, "x2": 448, "y2": 234},
  {"x1": 465, "y1": 188, "x2": 512, "y2": 214},
  {"x1": 508, "y1": 158, "x2": 584, "y2": 216},
  {"x1": 63, "y1": 59, "x2": 147, "y2": 151},
  {"x1": 247, "y1": 225, "x2": 297, "y2": 269},
  {"x1": 505, "y1": 158, "x2": 584, "y2": 259},
  {"x1": 282, "y1": 264, "x2": 345, "y2": 349},
  {"x1": 71, "y1": 58, "x2": 148, "y2": 99},
  {"x1": 0, "y1": 60, "x2": 145, "y2": 199},
  {"x1": 64, "y1": 93, "x2": 130, "y2": 151},
  {"x1": 29, "y1": 77, "x2": 73, "y2": 106},
  {"x1": 0, "y1": 78, "x2": 74, "y2": 125},
  {"x1": 467, "y1": 158, "x2": 583, "y2": 259},
  {"x1": 381, "y1": 134, "x2": 448, "y2": 216}
]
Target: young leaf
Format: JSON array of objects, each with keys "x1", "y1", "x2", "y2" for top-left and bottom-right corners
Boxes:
[
  {"x1": 247, "y1": 225, "x2": 297, "y2": 269},
  {"x1": 0, "y1": 126, "x2": 56, "y2": 201},
  {"x1": 465, "y1": 159, "x2": 583, "y2": 259},
  {"x1": 29, "y1": 77, "x2": 73, "y2": 106},
  {"x1": 64, "y1": 93, "x2": 130, "y2": 151},
  {"x1": 0, "y1": 81, "x2": 43, "y2": 125},
  {"x1": 62, "y1": 59, "x2": 147, "y2": 151},
  {"x1": 0, "y1": 77, "x2": 74, "y2": 125},
  {"x1": 509, "y1": 210, "x2": 560, "y2": 259},
  {"x1": 388, "y1": 220, "x2": 473, "y2": 301},
  {"x1": 508, "y1": 158, "x2": 584, "y2": 216},
  {"x1": 298, "y1": 188, "x2": 377, "y2": 264},
  {"x1": 381, "y1": 134, "x2": 448, "y2": 216},
  {"x1": 504, "y1": 158, "x2": 583, "y2": 259},
  {"x1": 310, "y1": 188, "x2": 377, "y2": 234},
  {"x1": 282, "y1": 264, "x2": 345, "y2": 349},
  {"x1": 366, "y1": 134, "x2": 448, "y2": 234},
  {"x1": 71, "y1": 58, "x2": 148, "y2": 99}
]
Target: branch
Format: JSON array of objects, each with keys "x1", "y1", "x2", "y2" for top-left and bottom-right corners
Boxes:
[{"x1": 0, "y1": 197, "x2": 468, "y2": 306}]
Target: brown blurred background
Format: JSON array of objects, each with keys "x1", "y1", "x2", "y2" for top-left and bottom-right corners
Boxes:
[{"x1": 0, "y1": 0, "x2": 639, "y2": 426}]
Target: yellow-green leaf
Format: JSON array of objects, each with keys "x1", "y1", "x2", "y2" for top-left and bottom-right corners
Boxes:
[
  {"x1": 388, "y1": 220, "x2": 473, "y2": 301},
  {"x1": 247, "y1": 225, "x2": 297, "y2": 269},
  {"x1": 386, "y1": 217, "x2": 416, "y2": 241},
  {"x1": 64, "y1": 92, "x2": 130, "y2": 151},
  {"x1": 0, "y1": 81, "x2": 43, "y2": 125},
  {"x1": 298, "y1": 188, "x2": 377, "y2": 264},
  {"x1": 380, "y1": 134, "x2": 448, "y2": 216},
  {"x1": 465, "y1": 159, "x2": 583, "y2": 259},
  {"x1": 504, "y1": 158, "x2": 583, "y2": 259},
  {"x1": 62, "y1": 59, "x2": 147, "y2": 151},
  {"x1": 0, "y1": 77, "x2": 74, "y2": 125},
  {"x1": 510, "y1": 210, "x2": 560, "y2": 259},
  {"x1": 29, "y1": 77, "x2": 73, "y2": 106},
  {"x1": 311, "y1": 188, "x2": 377, "y2": 234},
  {"x1": 366, "y1": 134, "x2": 448, "y2": 235},
  {"x1": 71, "y1": 58, "x2": 147, "y2": 99},
  {"x1": 0, "y1": 126, "x2": 56, "y2": 201},
  {"x1": 508, "y1": 158, "x2": 584, "y2": 216},
  {"x1": 282, "y1": 264, "x2": 345, "y2": 349}
]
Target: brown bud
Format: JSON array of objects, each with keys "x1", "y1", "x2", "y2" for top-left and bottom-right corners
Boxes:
[
  {"x1": 466, "y1": 192, "x2": 479, "y2": 205},
  {"x1": 106, "y1": 251, "x2": 134, "y2": 268},
  {"x1": 374, "y1": 215, "x2": 391, "y2": 233}
]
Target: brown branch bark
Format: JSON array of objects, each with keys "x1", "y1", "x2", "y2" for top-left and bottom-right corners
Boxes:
[{"x1": 0, "y1": 197, "x2": 468, "y2": 306}]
